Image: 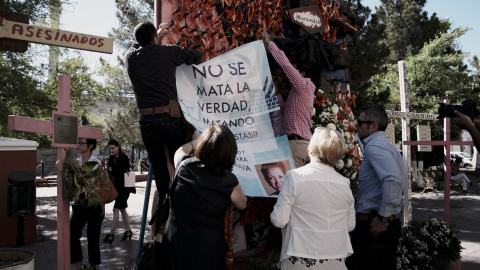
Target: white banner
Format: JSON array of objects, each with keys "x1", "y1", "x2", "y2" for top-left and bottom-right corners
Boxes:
[{"x1": 176, "y1": 41, "x2": 295, "y2": 197}]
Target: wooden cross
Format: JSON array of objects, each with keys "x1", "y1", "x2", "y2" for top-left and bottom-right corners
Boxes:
[
  {"x1": 394, "y1": 60, "x2": 474, "y2": 225},
  {"x1": 403, "y1": 99, "x2": 474, "y2": 225},
  {"x1": 8, "y1": 75, "x2": 102, "y2": 269}
]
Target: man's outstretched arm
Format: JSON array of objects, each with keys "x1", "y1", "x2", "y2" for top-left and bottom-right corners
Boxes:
[{"x1": 454, "y1": 110, "x2": 480, "y2": 151}]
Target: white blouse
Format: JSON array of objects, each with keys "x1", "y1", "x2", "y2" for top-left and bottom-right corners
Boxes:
[{"x1": 270, "y1": 162, "x2": 355, "y2": 262}]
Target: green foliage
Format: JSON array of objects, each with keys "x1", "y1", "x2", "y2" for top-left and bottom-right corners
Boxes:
[
  {"x1": 0, "y1": 0, "x2": 65, "y2": 22},
  {"x1": 1, "y1": 53, "x2": 110, "y2": 148},
  {"x1": 367, "y1": 28, "x2": 476, "y2": 166},
  {"x1": 469, "y1": 55, "x2": 480, "y2": 91},
  {"x1": 0, "y1": 0, "x2": 115, "y2": 148},
  {"x1": 375, "y1": 0, "x2": 448, "y2": 63},
  {"x1": 408, "y1": 28, "x2": 472, "y2": 107},
  {"x1": 111, "y1": 0, "x2": 154, "y2": 56},
  {"x1": 93, "y1": 0, "x2": 155, "y2": 155},
  {"x1": 102, "y1": 99, "x2": 144, "y2": 152},
  {"x1": 96, "y1": 59, "x2": 145, "y2": 154},
  {"x1": 346, "y1": 0, "x2": 447, "y2": 111},
  {"x1": 344, "y1": 0, "x2": 389, "y2": 102},
  {"x1": 62, "y1": 157, "x2": 106, "y2": 208},
  {"x1": 0, "y1": 50, "x2": 55, "y2": 147},
  {"x1": 44, "y1": 56, "x2": 111, "y2": 113},
  {"x1": 397, "y1": 217, "x2": 462, "y2": 270}
]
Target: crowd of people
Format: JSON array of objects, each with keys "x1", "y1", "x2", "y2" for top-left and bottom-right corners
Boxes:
[{"x1": 69, "y1": 19, "x2": 478, "y2": 270}]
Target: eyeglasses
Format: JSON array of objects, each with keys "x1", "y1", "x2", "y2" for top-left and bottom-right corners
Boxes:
[
  {"x1": 357, "y1": 119, "x2": 374, "y2": 126},
  {"x1": 78, "y1": 142, "x2": 87, "y2": 145}
]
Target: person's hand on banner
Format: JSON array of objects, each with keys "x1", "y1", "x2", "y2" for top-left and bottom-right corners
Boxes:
[
  {"x1": 157, "y1": 22, "x2": 169, "y2": 39},
  {"x1": 259, "y1": 32, "x2": 271, "y2": 46}
]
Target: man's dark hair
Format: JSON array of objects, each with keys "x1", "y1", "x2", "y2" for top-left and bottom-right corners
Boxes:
[
  {"x1": 133, "y1": 22, "x2": 157, "y2": 46},
  {"x1": 360, "y1": 105, "x2": 389, "y2": 131},
  {"x1": 86, "y1": 138, "x2": 97, "y2": 153}
]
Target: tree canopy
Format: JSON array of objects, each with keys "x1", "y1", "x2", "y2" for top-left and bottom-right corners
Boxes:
[
  {"x1": 0, "y1": 0, "x2": 112, "y2": 148},
  {"x1": 368, "y1": 27, "x2": 478, "y2": 165},
  {"x1": 345, "y1": 0, "x2": 450, "y2": 110}
]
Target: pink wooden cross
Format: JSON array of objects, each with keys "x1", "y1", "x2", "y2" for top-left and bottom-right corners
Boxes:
[
  {"x1": 8, "y1": 74, "x2": 102, "y2": 269},
  {"x1": 403, "y1": 99, "x2": 474, "y2": 225}
]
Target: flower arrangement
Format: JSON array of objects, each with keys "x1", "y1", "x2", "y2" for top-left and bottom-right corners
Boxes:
[
  {"x1": 61, "y1": 157, "x2": 106, "y2": 207},
  {"x1": 311, "y1": 81, "x2": 360, "y2": 191},
  {"x1": 397, "y1": 217, "x2": 462, "y2": 270}
]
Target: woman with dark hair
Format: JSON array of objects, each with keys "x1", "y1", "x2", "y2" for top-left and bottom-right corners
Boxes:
[
  {"x1": 102, "y1": 139, "x2": 135, "y2": 244},
  {"x1": 162, "y1": 125, "x2": 247, "y2": 270},
  {"x1": 261, "y1": 162, "x2": 287, "y2": 195}
]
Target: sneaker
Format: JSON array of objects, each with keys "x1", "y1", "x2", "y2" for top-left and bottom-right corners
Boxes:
[
  {"x1": 469, "y1": 182, "x2": 474, "y2": 186},
  {"x1": 463, "y1": 189, "x2": 468, "y2": 193}
]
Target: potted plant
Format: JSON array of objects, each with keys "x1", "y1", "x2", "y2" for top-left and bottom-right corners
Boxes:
[{"x1": 397, "y1": 217, "x2": 462, "y2": 270}]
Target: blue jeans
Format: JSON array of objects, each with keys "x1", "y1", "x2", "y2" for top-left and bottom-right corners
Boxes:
[
  {"x1": 346, "y1": 218, "x2": 401, "y2": 270},
  {"x1": 138, "y1": 113, "x2": 186, "y2": 200}
]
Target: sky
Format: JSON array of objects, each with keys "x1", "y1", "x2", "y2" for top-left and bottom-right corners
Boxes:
[
  {"x1": 60, "y1": 0, "x2": 119, "y2": 71},
  {"x1": 60, "y1": 0, "x2": 480, "y2": 70},
  {"x1": 362, "y1": 0, "x2": 480, "y2": 66}
]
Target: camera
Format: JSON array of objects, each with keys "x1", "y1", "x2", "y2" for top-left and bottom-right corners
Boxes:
[{"x1": 437, "y1": 99, "x2": 479, "y2": 120}]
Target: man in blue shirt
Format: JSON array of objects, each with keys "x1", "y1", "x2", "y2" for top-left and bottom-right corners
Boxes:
[{"x1": 346, "y1": 105, "x2": 406, "y2": 270}]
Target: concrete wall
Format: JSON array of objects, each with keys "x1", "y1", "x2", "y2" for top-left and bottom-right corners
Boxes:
[{"x1": 36, "y1": 148, "x2": 57, "y2": 177}]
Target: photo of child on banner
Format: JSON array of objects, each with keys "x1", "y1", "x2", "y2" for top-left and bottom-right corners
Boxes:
[{"x1": 176, "y1": 41, "x2": 295, "y2": 197}]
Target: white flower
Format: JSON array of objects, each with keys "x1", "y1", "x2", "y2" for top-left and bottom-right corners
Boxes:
[
  {"x1": 331, "y1": 104, "x2": 339, "y2": 114},
  {"x1": 350, "y1": 172, "x2": 357, "y2": 179},
  {"x1": 312, "y1": 107, "x2": 316, "y2": 116},
  {"x1": 345, "y1": 132, "x2": 351, "y2": 139},
  {"x1": 317, "y1": 89, "x2": 324, "y2": 94},
  {"x1": 335, "y1": 159, "x2": 345, "y2": 169},
  {"x1": 346, "y1": 159, "x2": 352, "y2": 168},
  {"x1": 326, "y1": 123, "x2": 336, "y2": 130}
]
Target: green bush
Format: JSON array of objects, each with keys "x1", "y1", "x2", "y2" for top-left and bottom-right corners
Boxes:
[{"x1": 397, "y1": 217, "x2": 462, "y2": 270}]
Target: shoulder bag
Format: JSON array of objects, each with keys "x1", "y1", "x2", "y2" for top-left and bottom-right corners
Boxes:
[
  {"x1": 100, "y1": 169, "x2": 119, "y2": 204},
  {"x1": 137, "y1": 175, "x2": 178, "y2": 270},
  {"x1": 137, "y1": 158, "x2": 186, "y2": 269},
  {"x1": 148, "y1": 171, "x2": 179, "y2": 235},
  {"x1": 137, "y1": 237, "x2": 164, "y2": 270}
]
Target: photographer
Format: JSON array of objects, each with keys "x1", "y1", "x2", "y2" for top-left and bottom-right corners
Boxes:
[
  {"x1": 438, "y1": 99, "x2": 480, "y2": 152},
  {"x1": 453, "y1": 110, "x2": 480, "y2": 152}
]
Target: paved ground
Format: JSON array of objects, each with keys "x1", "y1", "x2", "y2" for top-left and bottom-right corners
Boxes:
[
  {"x1": 26, "y1": 177, "x2": 156, "y2": 270},
  {"x1": 411, "y1": 169, "x2": 480, "y2": 269},
  {"x1": 5, "y1": 170, "x2": 480, "y2": 269}
]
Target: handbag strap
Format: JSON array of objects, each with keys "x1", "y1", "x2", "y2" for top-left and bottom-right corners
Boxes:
[{"x1": 148, "y1": 157, "x2": 188, "y2": 226}]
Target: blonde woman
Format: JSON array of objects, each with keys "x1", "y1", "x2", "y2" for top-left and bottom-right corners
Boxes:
[{"x1": 271, "y1": 127, "x2": 355, "y2": 270}]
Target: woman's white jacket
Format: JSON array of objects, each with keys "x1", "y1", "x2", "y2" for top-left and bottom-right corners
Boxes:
[{"x1": 270, "y1": 162, "x2": 355, "y2": 262}]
